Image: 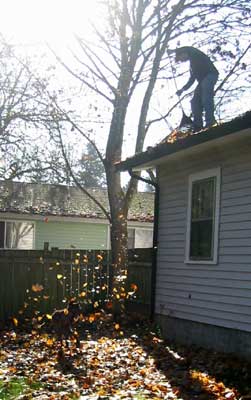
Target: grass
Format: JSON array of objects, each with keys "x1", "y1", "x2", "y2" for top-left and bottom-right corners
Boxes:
[
  {"x1": 0, "y1": 377, "x2": 41, "y2": 399},
  {"x1": 133, "y1": 394, "x2": 151, "y2": 400}
]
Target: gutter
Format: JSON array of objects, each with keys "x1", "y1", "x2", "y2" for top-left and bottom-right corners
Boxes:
[
  {"x1": 119, "y1": 112, "x2": 251, "y2": 172},
  {"x1": 128, "y1": 169, "x2": 159, "y2": 321}
]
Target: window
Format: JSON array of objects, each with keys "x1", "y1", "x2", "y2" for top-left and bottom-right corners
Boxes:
[
  {"x1": 128, "y1": 228, "x2": 136, "y2": 249},
  {"x1": 128, "y1": 228, "x2": 153, "y2": 249},
  {"x1": 0, "y1": 221, "x2": 34, "y2": 249},
  {"x1": 185, "y1": 168, "x2": 220, "y2": 264}
]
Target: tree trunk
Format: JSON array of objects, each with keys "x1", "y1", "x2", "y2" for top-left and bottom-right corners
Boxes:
[{"x1": 106, "y1": 131, "x2": 130, "y2": 318}]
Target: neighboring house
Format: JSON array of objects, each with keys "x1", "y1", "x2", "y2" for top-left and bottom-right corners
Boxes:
[
  {"x1": 0, "y1": 181, "x2": 154, "y2": 250},
  {"x1": 118, "y1": 111, "x2": 251, "y2": 359}
]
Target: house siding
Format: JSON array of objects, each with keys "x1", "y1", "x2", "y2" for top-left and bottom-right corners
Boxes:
[
  {"x1": 35, "y1": 220, "x2": 108, "y2": 250},
  {"x1": 34, "y1": 220, "x2": 153, "y2": 250},
  {"x1": 156, "y1": 139, "x2": 251, "y2": 333}
]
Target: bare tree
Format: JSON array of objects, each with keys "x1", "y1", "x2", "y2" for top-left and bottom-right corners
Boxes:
[
  {"x1": 52, "y1": 0, "x2": 250, "y2": 301},
  {"x1": 2, "y1": 2, "x2": 251, "y2": 312},
  {"x1": 0, "y1": 37, "x2": 71, "y2": 182}
]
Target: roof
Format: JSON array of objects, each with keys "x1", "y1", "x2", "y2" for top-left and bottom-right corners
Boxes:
[
  {"x1": 0, "y1": 181, "x2": 154, "y2": 222},
  {"x1": 118, "y1": 111, "x2": 251, "y2": 172}
]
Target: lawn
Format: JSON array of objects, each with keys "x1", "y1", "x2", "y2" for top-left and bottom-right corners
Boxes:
[{"x1": 0, "y1": 313, "x2": 250, "y2": 399}]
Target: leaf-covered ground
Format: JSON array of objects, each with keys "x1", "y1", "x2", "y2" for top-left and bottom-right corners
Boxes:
[{"x1": 0, "y1": 314, "x2": 250, "y2": 400}]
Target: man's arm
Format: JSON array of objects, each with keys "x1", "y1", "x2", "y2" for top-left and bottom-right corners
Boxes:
[{"x1": 177, "y1": 71, "x2": 195, "y2": 95}]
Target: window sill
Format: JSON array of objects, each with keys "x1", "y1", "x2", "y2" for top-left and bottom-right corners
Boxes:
[{"x1": 185, "y1": 259, "x2": 218, "y2": 265}]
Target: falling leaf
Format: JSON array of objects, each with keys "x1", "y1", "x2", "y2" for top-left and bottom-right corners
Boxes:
[
  {"x1": 130, "y1": 283, "x2": 138, "y2": 291},
  {"x1": 32, "y1": 283, "x2": 44, "y2": 292},
  {"x1": 57, "y1": 274, "x2": 63, "y2": 280},
  {"x1": 88, "y1": 314, "x2": 96, "y2": 323},
  {"x1": 13, "y1": 317, "x2": 18, "y2": 326},
  {"x1": 106, "y1": 301, "x2": 113, "y2": 309}
]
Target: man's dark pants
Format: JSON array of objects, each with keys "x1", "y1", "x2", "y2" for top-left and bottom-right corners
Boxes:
[{"x1": 191, "y1": 72, "x2": 218, "y2": 130}]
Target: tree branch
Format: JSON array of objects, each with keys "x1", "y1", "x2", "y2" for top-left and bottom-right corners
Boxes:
[{"x1": 55, "y1": 123, "x2": 111, "y2": 222}]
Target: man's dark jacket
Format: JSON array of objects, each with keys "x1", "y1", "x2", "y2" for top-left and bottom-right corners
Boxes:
[{"x1": 177, "y1": 46, "x2": 219, "y2": 90}]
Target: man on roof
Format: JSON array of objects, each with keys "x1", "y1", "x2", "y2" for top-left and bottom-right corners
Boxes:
[{"x1": 172, "y1": 46, "x2": 219, "y2": 131}]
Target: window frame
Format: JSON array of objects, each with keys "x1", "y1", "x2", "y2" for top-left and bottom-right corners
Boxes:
[
  {"x1": 185, "y1": 167, "x2": 221, "y2": 265},
  {"x1": 0, "y1": 219, "x2": 35, "y2": 250}
]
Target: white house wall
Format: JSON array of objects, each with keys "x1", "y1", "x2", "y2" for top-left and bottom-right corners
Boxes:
[{"x1": 156, "y1": 139, "x2": 251, "y2": 333}]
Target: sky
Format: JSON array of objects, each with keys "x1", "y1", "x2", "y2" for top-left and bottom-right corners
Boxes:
[
  {"x1": 0, "y1": 0, "x2": 160, "y2": 149},
  {"x1": 1, "y1": 0, "x2": 251, "y2": 189},
  {"x1": 0, "y1": 0, "x2": 99, "y2": 47},
  {"x1": 0, "y1": 0, "x2": 140, "y2": 185},
  {"x1": 1, "y1": 1, "x2": 250, "y2": 155},
  {"x1": 0, "y1": 0, "x2": 115, "y2": 148}
]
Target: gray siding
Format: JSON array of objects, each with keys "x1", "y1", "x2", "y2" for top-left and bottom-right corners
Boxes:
[{"x1": 156, "y1": 139, "x2": 251, "y2": 332}]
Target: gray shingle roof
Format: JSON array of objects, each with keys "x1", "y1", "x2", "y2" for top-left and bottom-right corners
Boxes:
[
  {"x1": 117, "y1": 111, "x2": 251, "y2": 172},
  {"x1": 0, "y1": 181, "x2": 154, "y2": 222}
]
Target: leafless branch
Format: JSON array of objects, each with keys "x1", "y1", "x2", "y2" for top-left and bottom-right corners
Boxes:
[{"x1": 55, "y1": 123, "x2": 111, "y2": 222}]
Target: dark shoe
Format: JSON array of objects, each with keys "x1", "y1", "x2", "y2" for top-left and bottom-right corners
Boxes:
[
  {"x1": 192, "y1": 125, "x2": 202, "y2": 133},
  {"x1": 205, "y1": 121, "x2": 218, "y2": 130}
]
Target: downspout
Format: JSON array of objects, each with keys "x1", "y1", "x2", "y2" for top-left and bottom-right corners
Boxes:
[{"x1": 128, "y1": 169, "x2": 159, "y2": 321}]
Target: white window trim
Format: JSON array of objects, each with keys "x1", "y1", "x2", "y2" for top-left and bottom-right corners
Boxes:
[
  {"x1": 0, "y1": 219, "x2": 35, "y2": 250},
  {"x1": 185, "y1": 167, "x2": 221, "y2": 265},
  {"x1": 106, "y1": 224, "x2": 111, "y2": 250}
]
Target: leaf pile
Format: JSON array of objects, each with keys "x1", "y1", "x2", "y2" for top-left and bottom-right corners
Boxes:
[{"x1": 0, "y1": 316, "x2": 250, "y2": 399}]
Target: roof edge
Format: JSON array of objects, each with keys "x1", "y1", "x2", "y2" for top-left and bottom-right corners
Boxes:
[{"x1": 117, "y1": 111, "x2": 251, "y2": 171}]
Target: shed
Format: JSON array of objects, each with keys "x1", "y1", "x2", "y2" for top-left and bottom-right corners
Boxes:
[{"x1": 118, "y1": 111, "x2": 251, "y2": 359}]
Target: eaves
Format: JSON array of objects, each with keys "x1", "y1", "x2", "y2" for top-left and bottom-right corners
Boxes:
[{"x1": 117, "y1": 111, "x2": 251, "y2": 172}]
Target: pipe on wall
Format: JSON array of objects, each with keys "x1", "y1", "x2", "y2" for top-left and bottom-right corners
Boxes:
[{"x1": 128, "y1": 169, "x2": 159, "y2": 321}]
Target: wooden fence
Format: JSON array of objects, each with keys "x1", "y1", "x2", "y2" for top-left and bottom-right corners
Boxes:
[{"x1": 0, "y1": 248, "x2": 152, "y2": 323}]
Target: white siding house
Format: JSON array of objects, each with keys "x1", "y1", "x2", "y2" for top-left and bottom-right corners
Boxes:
[
  {"x1": 156, "y1": 138, "x2": 251, "y2": 333},
  {"x1": 119, "y1": 111, "x2": 251, "y2": 358}
]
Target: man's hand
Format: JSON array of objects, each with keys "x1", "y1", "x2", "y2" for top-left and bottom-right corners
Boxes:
[{"x1": 176, "y1": 89, "x2": 183, "y2": 96}]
